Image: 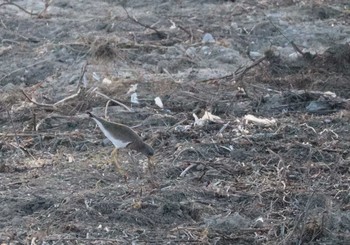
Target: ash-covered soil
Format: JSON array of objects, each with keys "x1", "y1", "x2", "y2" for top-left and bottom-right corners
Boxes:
[{"x1": 1, "y1": 0, "x2": 350, "y2": 244}]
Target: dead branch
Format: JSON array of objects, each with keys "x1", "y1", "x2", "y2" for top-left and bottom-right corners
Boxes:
[
  {"x1": 172, "y1": 147, "x2": 201, "y2": 165},
  {"x1": 115, "y1": 41, "x2": 169, "y2": 50},
  {"x1": 180, "y1": 163, "x2": 197, "y2": 177},
  {"x1": 44, "y1": 237, "x2": 125, "y2": 243},
  {"x1": 235, "y1": 55, "x2": 267, "y2": 81},
  {"x1": 217, "y1": 122, "x2": 230, "y2": 136},
  {"x1": 0, "y1": 2, "x2": 39, "y2": 16},
  {"x1": 35, "y1": 114, "x2": 87, "y2": 131},
  {"x1": 178, "y1": 24, "x2": 194, "y2": 43},
  {"x1": 37, "y1": 0, "x2": 51, "y2": 19},
  {"x1": 267, "y1": 18, "x2": 312, "y2": 60},
  {"x1": 104, "y1": 100, "x2": 112, "y2": 119},
  {"x1": 77, "y1": 62, "x2": 88, "y2": 89},
  {"x1": 0, "y1": 132, "x2": 75, "y2": 137},
  {"x1": 196, "y1": 53, "x2": 266, "y2": 83},
  {"x1": 54, "y1": 88, "x2": 82, "y2": 106},
  {"x1": 94, "y1": 90, "x2": 133, "y2": 112},
  {"x1": 21, "y1": 63, "x2": 88, "y2": 110},
  {"x1": 0, "y1": 59, "x2": 50, "y2": 83},
  {"x1": 5, "y1": 108, "x2": 20, "y2": 147},
  {"x1": 166, "y1": 118, "x2": 188, "y2": 133},
  {"x1": 162, "y1": 68, "x2": 178, "y2": 83},
  {"x1": 21, "y1": 89, "x2": 58, "y2": 110},
  {"x1": 54, "y1": 62, "x2": 88, "y2": 106},
  {"x1": 121, "y1": 5, "x2": 166, "y2": 39}
]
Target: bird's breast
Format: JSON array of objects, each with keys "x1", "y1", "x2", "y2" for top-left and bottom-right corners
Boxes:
[{"x1": 93, "y1": 118, "x2": 131, "y2": 149}]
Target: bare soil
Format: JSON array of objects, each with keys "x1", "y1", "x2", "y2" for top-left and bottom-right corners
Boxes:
[{"x1": 1, "y1": 0, "x2": 350, "y2": 244}]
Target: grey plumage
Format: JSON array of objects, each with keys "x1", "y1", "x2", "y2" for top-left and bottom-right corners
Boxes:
[{"x1": 87, "y1": 112, "x2": 154, "y2": 157}]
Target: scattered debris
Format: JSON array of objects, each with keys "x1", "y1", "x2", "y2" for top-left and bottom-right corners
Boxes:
[
  {"x1": 243, "y1": 114, "x2": 277, "y2": 127},
  {"x1": 154, "y1": 96, "x2": 164, "y2": 108},
  {"x1": 193, "y1": 111, "x2": 224, "y2": 127},
  {"x1": 202, "y1": 33, "x2": 215, "y2": 44}
]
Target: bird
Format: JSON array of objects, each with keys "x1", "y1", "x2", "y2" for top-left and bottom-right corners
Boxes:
[{"x1": 87, "y1": 112, "x2": 154, "y2": 172}]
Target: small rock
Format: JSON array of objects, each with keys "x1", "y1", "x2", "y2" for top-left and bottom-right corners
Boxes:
[
  {"x1": 205, "y1": 212, "x2": 251, "y2": 233},
  {"x1": 200, "y1": 46, "x2": 212, "y2": 56},
  {"x1": 249, "y1": 51, "x2": 263, "y2": 59},
  {"x1": 185, "y1": 47, "x2": 197, "y2": 58},
  {"x1": 306, "y1": 101, "x2": 331, "y2": 113},
  {"x1": 202, "y1": 33, "x2": 215, "y2": 44}
]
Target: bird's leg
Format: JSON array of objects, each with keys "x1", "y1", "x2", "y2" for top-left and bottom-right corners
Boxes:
[
  {"x1": 146, "y1": 156, "x2": 159, "y2": 187},
  {"x1": 147, "y1": 156, "x2": 155, "y2": 172},
  {"x1": 111, "y1": 148, "x2": 128, "y2": 180},
  {"x1": 111, "y1": 148, "x2": 120, "y2": 169}
]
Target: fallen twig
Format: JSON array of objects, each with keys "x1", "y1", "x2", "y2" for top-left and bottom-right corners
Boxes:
[
  {"x1": 94, "y1": 90, "x2": 133, "y2": 112},
  {"x1": 54, "y1": 62, "x2": 88, "y2": 106},
  {"x1": 5, "y1": 108, "x2": 20, "y2": 147},
  {"x1": 54, "y1": 88, "x2": 82, "y2": 106},
  {"x1": 77, "y1": 62, "x2": 88, "y2": 89},
  {"x1": 121, "y1": 5, "x2": 166, "y2": 39},
  {"x1": 235, "y1": 55, "x2": 267, "y2": 81},
  {"x1": 180, "y1": 163, "x2": 197, "y2": 177},
  {"x1": 104, "y1": 100, "x2": 112, "y2": 119},
  {"x1": 267, "y1": 18, "x2": 312, "y2": 60},
  {"x1": 0, "y1": 2, "x2": 39, "y2": 16},
  {"x1": 178, "y1": 24, "x2": 194, "y2": 43},
  {"x1": 0, "y1": 132, "x2": 74, "y2": 137},
  {"x1": 21, "y1": 63, "x2": 88, "y2": 111},
  {"x1": 0, "y1": 59, "x2": 50, "y2": 83},
  {"x1": 44, "y1": 237, "x2": 125, "y2": 243},
  {"x1": 21, "y1": 89, "x2": 58, "y2": 110}
]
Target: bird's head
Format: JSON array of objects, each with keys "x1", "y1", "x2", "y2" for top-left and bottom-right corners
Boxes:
[{"x1": 142, "y1": 143, "x2": 154, "y2": 157}]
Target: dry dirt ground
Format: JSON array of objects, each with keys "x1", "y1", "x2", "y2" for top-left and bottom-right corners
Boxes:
[{"x1": 1, "y1": 0, "x2": 350, "y2": 244}]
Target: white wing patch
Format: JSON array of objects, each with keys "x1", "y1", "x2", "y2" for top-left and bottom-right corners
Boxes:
[{"x1": 93, "y1": 118, "x2": 130, "y2": 149}]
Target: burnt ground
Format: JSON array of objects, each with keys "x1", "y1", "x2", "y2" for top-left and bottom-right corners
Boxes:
[{"x1": 1, "y1": 0, "x2": 350, "y2": 244}]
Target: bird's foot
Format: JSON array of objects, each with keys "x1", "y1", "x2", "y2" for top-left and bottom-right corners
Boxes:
[{"x1": 114, "y1": 161, "x2": 129, "y2": 182}]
